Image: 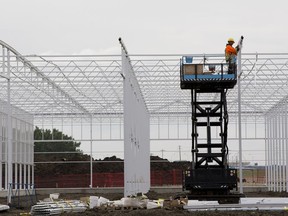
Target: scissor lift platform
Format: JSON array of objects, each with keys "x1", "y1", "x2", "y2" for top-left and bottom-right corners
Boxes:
[
  {"x1": 180, "y1": 57, "x2": 237, "y2": 91},
  {"x1": 179, "y1": 56, "x2": 242, "y2": 203}
]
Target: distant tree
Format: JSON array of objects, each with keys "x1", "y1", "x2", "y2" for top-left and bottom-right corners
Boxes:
[
  {"x1": 33, "y1": 127, "x2": 190, "y2": 177},
  {"x1": 34, "y1": 126, "x2": 81, "y2": 153},
  {"x1": 34, "y1": 126, "x2": 90, "y2": 175}
]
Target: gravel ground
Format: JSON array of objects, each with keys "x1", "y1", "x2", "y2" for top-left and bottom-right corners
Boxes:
[{"x1": 1, "y1": 191, "x2": 288, "y2": 215}]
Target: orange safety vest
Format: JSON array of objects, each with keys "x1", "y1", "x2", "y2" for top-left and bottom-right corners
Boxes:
[
  {"x1": 225, "y1": 44, "x2": 237, "y2": 62},
  {"x1": 225, "y1": 44, "x2": 237, "y2": 55}
]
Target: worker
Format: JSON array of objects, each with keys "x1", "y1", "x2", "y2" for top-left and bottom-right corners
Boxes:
[{"x1": 225, "y1": 38, "x2": 239, "y2": 74}]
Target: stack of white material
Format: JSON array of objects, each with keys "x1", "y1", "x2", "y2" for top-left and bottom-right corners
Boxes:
[
  {"x1": 240, "y1": 197, "x2": 288, "y2": 204},
  {"x1": 0, "y1": 204, "x2": 10, "y2": 212},
  {"x1": 89, "y1": 196, "x2": 110, "y2": 209},
  {"x1": 30, "y1": 200, "x2": 87, "y2": 215}
]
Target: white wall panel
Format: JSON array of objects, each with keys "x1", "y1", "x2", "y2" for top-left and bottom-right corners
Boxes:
[
  {"x1": 0, "y1": 99, "x2": 33, "y2": 191},
  {"x1": 122, "y1": 44, "x2": 150, "y2": 196}
]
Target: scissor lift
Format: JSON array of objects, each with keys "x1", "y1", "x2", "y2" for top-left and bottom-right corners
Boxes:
[{"x1": 180, "y1": 56, "x2": 243, "y2": 203}]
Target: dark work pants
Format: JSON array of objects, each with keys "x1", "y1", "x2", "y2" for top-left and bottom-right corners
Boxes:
[{"x1": 228, "y1": 63, "x2": 237, "y2": 74}]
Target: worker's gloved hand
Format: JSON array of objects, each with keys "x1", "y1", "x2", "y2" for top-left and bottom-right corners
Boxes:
[{"x1": 236, "y1": 45, "x2": 240, "y2": 51}]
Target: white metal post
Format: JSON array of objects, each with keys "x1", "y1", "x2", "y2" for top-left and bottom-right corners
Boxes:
[
  {"x1": 14, "y1": 120, "x2": 18, "y2": 189},
  {"x1": 271, "y1": 114, "x2": 274, "y2": 191},
  {"x1": 265, "y1": 115, "x2": 269, "y2": 190},
  {"x1": 271, "y1": 112, "x2": 275, "y2": 191},
  {"x1": 0, "y1": 45, "x2": 7, "y2": 189},
  {"x1": 270, "y1": 114, "x2": 273, "y2": 190},
  {"x1": 269, "y1": 114, "x2": 273, "y2": 191},
  {"x1": 237, "y1": 45, "x2": 243, "y2": 193},
  {"x1": 276, "y1": 108, "x2": 280, "y2": 191},
  {"x1": 268, "y1": 114, "x2": 272, "y2": 190},
  {"x1": 7, "y1": 50, "x2": 13, "y2": 203},
  {"x1": 28, "y1": 164, "x2": 31, "y2": 185},
  {"x1": 31, "y1": 124, "x2": 34, "y2": 186},
  {"x1": 273, "y1": 113, "x2": 276, "y2": 191},
  {"x1": 282, "y1": 103, "x2": 286, "y2": 191},
  {"x1": 90, "y1": 116, "x2": 93, "y2": 188},
  {"x1": 285, "y1": 99, "x2": 288, "y2": 192},
  {"x1": 0, "y1": 106, "x2": 2, "y2": 190},
  {"x1": 269, "y1": 115, "x2": 272, "y2": 190},
  {"x1": 15, "y1": 164, "x2": 18, "y2": 188}
]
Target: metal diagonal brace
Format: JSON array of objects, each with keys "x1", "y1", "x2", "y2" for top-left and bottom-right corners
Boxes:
[{"x1": 0, "y1": 40, "x2": 91, "y2": 115}]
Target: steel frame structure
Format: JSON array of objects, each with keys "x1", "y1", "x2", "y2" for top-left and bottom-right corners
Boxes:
[
  {"x1": 1, "y1": 39, "x2": 288, "y2": 193},
  {"x1": 265, "y1": 97, "x2": 288, "y2": 192}
]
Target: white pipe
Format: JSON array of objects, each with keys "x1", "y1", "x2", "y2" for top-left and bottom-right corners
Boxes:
[
  {"x1": 0, "y1": 45, "x2": 4, "y2": 191},
  {"x1": 282, "y1": 103, "x2": 285, "y2": 191},
  {"x1": 269, "y1": 115, "x2": 272, "y2": 190},
  {"x1": 90, "y1": 116, "x2": 93, "y2": 188},
  {"x1": 276, "y1": 110, "x2": 279, "y2": 191},
  {"x1": 237, "y1": 45, "x2": 243, "y2": 194},
  {"x1": 286, "y1": 100, "x2": 288, "y2": 192},
  {"x1": 7, "y1": 50, "x2": 13, "y2": 203},
  {"x1": 273, "y1": 114, "x2": 276, "y2": 191},
  {"x1": 265, "y1": 115, "x2": 268, "y2": 190}
]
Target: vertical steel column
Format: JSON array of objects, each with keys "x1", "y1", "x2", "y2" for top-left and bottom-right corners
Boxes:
[
  {"x1": 285, "y1": 99, "x2": 288, "y2": 192},
  {"x1": 273, "y1": 113, "x2": 276, "y2": 191},
  {"x1": 6, "y1": 49, "x2": 13, "y2": 203},
  {"x1": 0, "y1": 46, "x2": 3, "y2": 191},
  {"x1": 237, "y1": 45, "x2": 243, "y2": 193},
  {"x1": 269, "y1": 113, "x2": 273, "y2": 191},
  {"x1": 265, "y1": 114, "x2": 271, "y2": 191},
  {"x1": 29, "y1": 127, "x2": 31, "y2": 186},
  {"x1": 282, "y1": 102, "x2": 286, "y2": 191},
  {"x1": 278, "y1": 107, "x2": 281, "y2": 191},
  {"x1": 270, "y1": 114, "x2": 274, "y2": 190},
  {"x1": 265, "y1": 115, "x2": 269, "y2": 190},
  {"x1": 14, "y1": 120, "x2": 18, "y2": 189},
  {"x1": 280, "y1": 105, "x2": 282, "y2": 191},
  {"x1": 28, "y1": 163, "x2": 31, "y2": 185},
  {"x1": 280, "y1": 105, "x2": 283, "y2": 191},
  {"x1": 28, "y1": 124, "x2": 35, "y2": 185},
  {"x1": 0, "y1": 105, "x2": 2, "y2": 190},
  {"x1": 90, "y1": 116, "x2": 93, "y2": 188},
  {"x1": 14, "y1": 164, "x2": 18, "y2": 188},
  {"x1": 276, "y1": 107, "x2": 280, "y2": 191},
  {"x1": 271, "y1": 113, "x2": 274, "y2": 191},
  {"x1": 268, "y1": 114, "x2": 272, "y2": 190}
]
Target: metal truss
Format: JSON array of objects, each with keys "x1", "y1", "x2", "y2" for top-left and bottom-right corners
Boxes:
[
  {"x1": 131, "y1": 53, "x2": 288, "y2": 123},
  {"x1": 2, "y1": 40, "x2": 288, "y2": 194},
  {"x1": 1, "y1": 40, "x2": 288, "y2": 123}
]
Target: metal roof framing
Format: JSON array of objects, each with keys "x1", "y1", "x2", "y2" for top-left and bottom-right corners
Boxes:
[{"x1": 1, "y1": 40, "x2": 288, "y2": 122}]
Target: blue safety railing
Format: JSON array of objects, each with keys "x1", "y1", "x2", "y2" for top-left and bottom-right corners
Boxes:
[{"x1": 180, "y1": 56, "x2": 237, "y2": 89}]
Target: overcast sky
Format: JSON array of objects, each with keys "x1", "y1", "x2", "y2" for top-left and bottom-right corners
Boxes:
[
  {"x1": 1, "y1": 0, "x2": 288, "y2": 55},
  {"x1": 2, "y1": 0, "x2": 278, "y2": 163}
]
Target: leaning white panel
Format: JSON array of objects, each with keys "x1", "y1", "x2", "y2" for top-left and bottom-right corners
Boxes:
[{"x1": 121, "y1": 40, "x2": 150, "y2": 197}]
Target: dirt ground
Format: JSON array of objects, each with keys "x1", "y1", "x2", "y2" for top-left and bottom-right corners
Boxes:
[{"x1": 1, "y1": 191, "x2": 288, "y2": 216}]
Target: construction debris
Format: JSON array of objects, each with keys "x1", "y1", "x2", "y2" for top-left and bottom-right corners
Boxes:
[
  {"x1": 163, "y1": 197, "x2": 188, "y2": 209},
  {"x1": 29, "y1": 193, "x2": 189, "y2": 215},
  {"x1": 88, "y1": 194, "x2": 188, "y2": 210},
  {"x1": 30, "y1": 200, "x2": 87, "y2": 215},
  {"x1": 0, "y1": 204, "x2": 10, "y2": 212}
]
